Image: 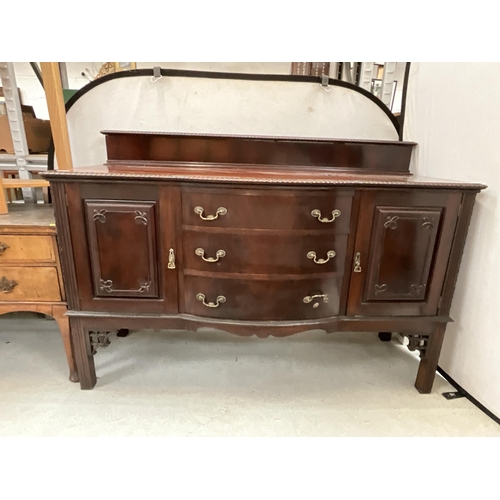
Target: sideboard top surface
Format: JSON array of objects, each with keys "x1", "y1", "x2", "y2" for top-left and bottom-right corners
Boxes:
[
  {"x1": 100, "y1": 129, "x2": 418, "y2": 146},
  {"x1": 42, "y1": 164, "x2": 487, "y2": 191}
]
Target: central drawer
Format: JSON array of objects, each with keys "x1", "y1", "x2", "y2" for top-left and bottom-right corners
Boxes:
[
  {"x1": 184, "y1": 275, "x2": 342, "y2": 320},
  {"x1": 182, "y1": 187, "x2": 353, "y2": 231},
  {"x1": 183, "y1": 230, "x2": 348, "y2": 275}
]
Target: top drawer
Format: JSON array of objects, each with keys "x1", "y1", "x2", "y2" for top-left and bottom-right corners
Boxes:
[
  {"x1": 0, "y1": 235, "x2": 56, "y2": 263},
  {"x1": 182, "y1": 187, "x2": 354, "y2": 231}
]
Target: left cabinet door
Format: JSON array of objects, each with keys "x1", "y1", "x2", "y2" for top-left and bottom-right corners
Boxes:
[
  {"x1": 64, "y1": 183, "x2": 179, "y2": 314},
  {"x1": 85, "y1": 200, "x2": 159, "y2": 298}
]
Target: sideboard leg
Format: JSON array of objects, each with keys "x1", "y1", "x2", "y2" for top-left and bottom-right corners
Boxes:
[
  {"x1": 70, "y1": 317, "x2": 96, "y2": 390},
  {"x1": 378, "y1": 332, "x2": 392, "y2": 342},
  {"x1": 52, "y1": 305, "x2": 79, "y2": 383},
  {"x1": 414, "y1": 325, "x2": 446, "y2": 394}
]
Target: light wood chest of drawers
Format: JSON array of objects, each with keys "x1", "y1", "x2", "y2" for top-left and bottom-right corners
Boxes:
[{"x1": 0, "y1": 204, "x2": 78, "y2": 382}]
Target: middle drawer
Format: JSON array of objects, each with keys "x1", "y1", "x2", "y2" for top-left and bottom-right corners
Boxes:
[{"x1": 182, "y1": 230, "x2": 348, "y2": 275}]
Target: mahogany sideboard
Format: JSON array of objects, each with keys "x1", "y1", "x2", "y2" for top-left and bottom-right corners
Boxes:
[
  {"x1": 43, "y1": 132, "x2": 486, "y2": 391},
  {"x1": 0, "y1": 203, "x2": 78, "y2": 382}
]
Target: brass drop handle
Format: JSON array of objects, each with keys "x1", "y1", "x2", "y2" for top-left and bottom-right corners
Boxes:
[
  {"x1": 195, "y1": 248, "x2": 226, "y2": 263},
  {"x1": 168, "y1": 248, "x2": 176, "y2": 269},
  {"x1": 196, "y1": 293, "x2": 226, "y2": 308},
  {"x1": 307, "y1": 250, "x2": 336, "y2": 264},
  {"x1": 0, "y1": 242, "x2": 10, "y2": 254},
  {"x1": 311, "y1": 209, "x2": 341, "y2": 223},
  {"x1": 0, "y1": 276, "x2": 18, "y2": 293},
  {"x1": 353, "y1": 252, "x2": 362, "y2": 273},
  {"x1": 194, "y1": 206, "x2": 227, "y2": 221},
  {"x1": 303, "y1": 293, "x2": 329, "y2": 309}
]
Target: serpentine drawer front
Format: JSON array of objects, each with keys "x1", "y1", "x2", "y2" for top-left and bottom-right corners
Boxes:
[
  {"x1": 182, "y1": 187, "x2": 354, "y2": 231},
  {"x1": 41, "y1": 130, "x2": 486, "y2": 392},
  {"x1": 183, "y1": 275, "x2": 342, "y2": 320},
  {"x1": 182, "y1": 231, "x2": 349, "y2": 275}
]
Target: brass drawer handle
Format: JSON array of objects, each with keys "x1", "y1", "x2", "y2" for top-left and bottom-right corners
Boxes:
[
  {"x1": 195, "y1": 248, "x2": 226, "y2": 263},
  {"x1": 353, "y1": 252, "x2": 362, "y2": 273},
  {"x1": 303, "y1": 293, "x2": 329, "y2": 308},
  {"x1": 311, "y1": 209, "x2": 341, "y2": 223},
  {"x1": 0, "y1": 242, "x2": 10, "y2": 254},
  {"x1": 0, "y1": 276, "x2": 18, "y2": 293},
  {"x1": 194, "y1": 206, "x2": 227, "y2": 221},
  {"x1": 307, "y1": 250, "x2": 336, "y2": 264},
  {"x1": 196, "y1": 293, "x2": 226, "y2": 308}
]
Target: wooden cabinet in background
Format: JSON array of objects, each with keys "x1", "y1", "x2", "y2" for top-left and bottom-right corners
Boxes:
[{"x1": 0, "y1": 204, "x2": 78, "y2": 382}]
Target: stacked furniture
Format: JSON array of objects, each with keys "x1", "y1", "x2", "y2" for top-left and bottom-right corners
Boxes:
[{"x1": 43, "y1": 131, "x2": 486, "y2": 391}]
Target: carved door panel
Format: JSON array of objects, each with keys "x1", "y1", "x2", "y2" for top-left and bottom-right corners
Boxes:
[
  {"x1": 85, "y1": 200, "x2": 159, "y2": 298},
  {"x1": 347, "y1": 190, "x2": 462, "y2": 316}
]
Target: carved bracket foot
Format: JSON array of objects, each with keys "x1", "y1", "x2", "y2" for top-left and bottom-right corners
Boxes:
[
  {"x1": 405, "y1": 334, "x2": 429, "y2": 358},
  {"x1": 89, "y1": 331, "x2": 111, "y2": 355}
]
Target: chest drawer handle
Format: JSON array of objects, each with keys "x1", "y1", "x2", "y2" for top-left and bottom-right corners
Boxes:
[
  {"x1": 0, "y1": 276, "x2": 18, "y2": 293},
  {"x1": 303, "y1": 293, "x2": 329, "y2": 308},
  {"x1": 307, "y1": 250, "x2": 336, "y2": 264},
  {"x1": 196, "y1": 293, "x2": 226, "y2": 308},
  {"x1": 194, "y1": 206, "x2": 227, "y2": 221},
  {"x1": 195, "y1": 248, "x2": 226, "y2": 263},
  {"x1": 311, "y1": 209, "x2": 341, "y2": 223},
  {"x1": 0, "y1": 242, "x2": 10, "y2": 254}
]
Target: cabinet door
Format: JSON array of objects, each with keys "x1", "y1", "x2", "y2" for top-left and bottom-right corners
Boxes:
[
  {"x1": 347, "y1": 190, "x2": 462, "y2": 316},
  {"x1": 85, "y1": 200, "x2": 159, "y2": 298},
  {"x1": 65, "y1": 183, "x2": 179, "y2": 314}
]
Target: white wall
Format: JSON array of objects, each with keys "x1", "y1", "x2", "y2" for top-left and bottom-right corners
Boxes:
[{"x1": 405, "y1": 63, "x2": 500, "y2": 416}]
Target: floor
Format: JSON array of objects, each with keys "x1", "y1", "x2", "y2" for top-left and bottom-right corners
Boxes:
[{"x1": 1, "y1": 313, "x2": 499, "y2": 437}]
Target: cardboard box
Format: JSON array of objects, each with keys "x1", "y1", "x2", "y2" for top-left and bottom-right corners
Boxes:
[{"x1": 0, "y1": 113, "x2": 51, "y2": 154}]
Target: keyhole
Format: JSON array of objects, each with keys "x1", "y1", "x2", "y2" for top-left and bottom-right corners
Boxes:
[{"x1": 313, "y1": 302, "x2": 319, "y2": 308}]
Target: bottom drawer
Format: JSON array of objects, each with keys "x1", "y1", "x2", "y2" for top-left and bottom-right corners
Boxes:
[
  {"x1": 184, "y1": 275, "x2": 342, "y2": 321},
  {"x1": 0, "y1": 266, "x2": 61, "y2": 302}
]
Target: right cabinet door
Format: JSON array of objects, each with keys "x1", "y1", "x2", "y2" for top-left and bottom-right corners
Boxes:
[{"x1": 347, "y1": 190, "x2": 462, "y2": 316}]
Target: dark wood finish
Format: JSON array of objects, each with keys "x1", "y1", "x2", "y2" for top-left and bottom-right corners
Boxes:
[
  {"x1": 84, "y1": 200, "x2": 159, "y2": 298},
  {"x1": 63, "y1": 183, "x2": 177, "y2": 314},
  {"x1": 438, "y1": 192, "x2": 477, "y2": 316},
  {"x1": 182, "y1": 230, "x2": 348, "y2": 275},
  {"x1": 104, "y1": 131, "x2": 415, "y2": 174},
  {"x1": 347, "y1": 190, "x2": 462, "y2": 316},
  {"x1": 45, "y1": 163, "x2": 486, "y2": 192},
  {"x1": 184, "y1": 275, "x2": 343, "y2": 321},
  {"x1": 70, "y1": 316, "x2": 96, "y2": 389},
  {"x1": 182, "y1": 187, "x2": 353, "y2": 231},
  {"x1": 41, "y1": 131, "x2": 486, "y2": 392},
  {"x1": 414, "y1": 324, "x2": 446, "y2": 394}
]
